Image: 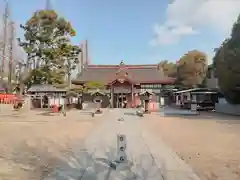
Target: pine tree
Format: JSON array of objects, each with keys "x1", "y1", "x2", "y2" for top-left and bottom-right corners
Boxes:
[{"x1": 214, "y1": 15, "x2": 240, "y2": 104}]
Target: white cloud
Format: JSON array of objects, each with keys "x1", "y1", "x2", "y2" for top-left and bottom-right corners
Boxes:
[
  {"x1": 151, "y1": 0, "x2": 240, "y2": 45},
  {"x1": 150, "y1": 24, "x2": 198, "y2": 45}
]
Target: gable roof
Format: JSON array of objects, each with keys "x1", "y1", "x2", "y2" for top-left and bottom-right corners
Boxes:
[
  {"x1": 28, "y1": 84, "x2": 67, "y2": 92},
  {"x1": 73, "y1": 64, "x2": 175, "y2": 84}
]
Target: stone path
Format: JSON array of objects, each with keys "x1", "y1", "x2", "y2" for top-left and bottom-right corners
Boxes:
[{"x1": 46, "y1": 109, "x2": 200, "y2": 180}]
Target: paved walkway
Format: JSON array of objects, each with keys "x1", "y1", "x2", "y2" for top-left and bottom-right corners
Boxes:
[{"x1": 46, "y1": 109, "x2": 200, "y2": 180}]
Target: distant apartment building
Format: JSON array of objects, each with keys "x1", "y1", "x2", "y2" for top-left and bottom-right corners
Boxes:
[
  {"x1": 77, "y1": 40, "x2": 89, "y2": 75},
  {"x1": 206, "y1": 65, "x2": 219, "y2": 89},
  {"x1": 0, "y1": 23, "x2": 18, "y2": 79}
]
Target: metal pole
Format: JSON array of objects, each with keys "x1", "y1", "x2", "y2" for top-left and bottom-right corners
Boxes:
[
  {"x1": 86, "y1": 40, "x2": 88, "y2": 65},
  {"x1": 8, "y1": 21, "x2": 14, "y2": 88},
  {"x1": 1, "y1": 0, "x2": 9, "y2": 80}
]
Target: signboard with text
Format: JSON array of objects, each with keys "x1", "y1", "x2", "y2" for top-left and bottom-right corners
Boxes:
[{"x1": 117, "y1": 134, "x2": 127, "y2": 163}]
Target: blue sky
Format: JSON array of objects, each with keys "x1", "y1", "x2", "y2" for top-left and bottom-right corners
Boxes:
[{"x1": 2, "y1": 0, "x2": 240, "y2": 65}]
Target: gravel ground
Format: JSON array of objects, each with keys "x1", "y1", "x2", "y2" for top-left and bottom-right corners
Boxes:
[
  {"x1": 145, "y1": 112, "x2": 240, "y2": 180},
  {"x1": 0, "y1": 109, "x2": 103, "y2": 180},
  {"x1": 43, "y1": 109, "x2": 200, "y2": 180},
  {"x1": 1, "y1": 106, "x2": 239, "y2": 180}
]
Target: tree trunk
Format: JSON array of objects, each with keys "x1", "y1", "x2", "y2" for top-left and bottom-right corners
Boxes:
[{"x1": 67, "y1": 73, "x2": 71, "y2": 88}]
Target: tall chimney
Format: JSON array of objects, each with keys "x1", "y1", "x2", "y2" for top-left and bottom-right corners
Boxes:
[
  {"x1": 45, "y1": 0, "x2": 52, "y2": 10},
  {"x1": 85, "y1": 40, "x2": 88, "y2": 66},
  {"x1": 8, "y1": 21, "x2": 14, "y2": 86},
  {"x1": 1, "y1": 0, "x2": 9, "y2": 79},
  {"x1": 79, "y1": 42, "x2": 84, "y2": 74}
]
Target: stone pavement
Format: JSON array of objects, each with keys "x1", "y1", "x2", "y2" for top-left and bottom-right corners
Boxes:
[{"x1": 46, "y1": 109, "x2": 200, "y2": 180}]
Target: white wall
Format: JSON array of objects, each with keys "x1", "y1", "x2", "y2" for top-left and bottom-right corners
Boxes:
[{"x1": 206, "y1": 67, "x2": 219, "y2": 89}]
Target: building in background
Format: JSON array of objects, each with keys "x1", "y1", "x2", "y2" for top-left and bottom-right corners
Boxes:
[
  {"x1": 72, "y1": 60, "x2": 176, "y2": 109},
  {"x1": 0, "y1": 1, "x2": 19, "y2": 83},
  {"x1": 77, "y1": 40, "x2": 89, "y2": 75},
  {"x1": 206, "y1": 64, "x2": 219, "y2": 89}
]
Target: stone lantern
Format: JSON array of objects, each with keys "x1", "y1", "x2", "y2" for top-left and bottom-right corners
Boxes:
[
  {"x1": 139, "y1": 91, "x2": 153, "y2": 113},
  {"x1": 76, "y1": 93, "x2": 83, "y2": 110},
  {"x1": 107, "y1": 94, "x2": 112, "y2": 108},
  {"x1": 91, "y1": 89, "x2": 105, "y2": 114}
]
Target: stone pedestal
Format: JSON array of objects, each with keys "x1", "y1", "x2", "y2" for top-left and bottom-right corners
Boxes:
[{"x1": 191, "y1": 94, "x2": 197, "y2": 111}]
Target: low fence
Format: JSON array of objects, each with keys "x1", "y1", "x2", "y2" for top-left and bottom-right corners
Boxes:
[
  {"x1": 215, "y1": 103, "x2": 240, "y2": 116},
  {"x1": 0, "y1": 94, "x2": 18, "y2": 104}
]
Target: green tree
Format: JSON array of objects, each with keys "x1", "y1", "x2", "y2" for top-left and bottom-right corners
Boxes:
[
  {"x1": 69, "y1": 84, "x2": 86, "y2": 94},
  {"x1": 61, "y1": 44, "x2": 81, "y2": 88},
  {"x1": 158, "y1": 60, "x2": 177, "y2": 77},
  {"x1": 18, "y1": 10, "x2": 76, "y2": 87},
  {"x1": 213, "y1": 15, "x2": 240, "y2": 104},
  {"x1": 177, "y1": 50, "x2": 208, "y2": 88}
]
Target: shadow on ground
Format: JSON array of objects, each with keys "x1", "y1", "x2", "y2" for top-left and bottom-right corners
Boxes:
[
  {"x1": 35, "y1": 109, "x2": 95, "y2": 117},
  {"x1": 36, "y1": 112, "x2": 56, "y2": 116},
  {"x1": 0, "y1": 112, "x2": 29, "y2": 118},
  {"x1": 158, "y1": 107, "x2": 240, "y2": 124},
  {"x1": 0, "y1": 139, "x2": 165, "y2": 180},
  {"x1": 124, "y1": 112, "x2": 137, "y2": 116}
]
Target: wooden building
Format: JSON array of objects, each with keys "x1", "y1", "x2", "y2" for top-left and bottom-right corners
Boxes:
[
  {"x1": 27, "y1": 84, "x2": 67, "y2": 108},
  {"x1": 174, "y1": 88, "x2": 219, "y2": 110},
  {"x1": 72, "y1": 61, "x2": 175, "y2": 109}
]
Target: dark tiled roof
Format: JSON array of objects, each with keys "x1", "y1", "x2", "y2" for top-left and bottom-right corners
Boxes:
[
  {"x1": 28, "y1": 84, "x2": 67, "y2": 92},
  {"x1": 73, "y1": 64, "x2": 175, "y2": 84}
]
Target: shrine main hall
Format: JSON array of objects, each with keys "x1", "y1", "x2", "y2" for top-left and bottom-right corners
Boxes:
[{"x1": 72, "y1": 61, "x2": 175, "y2": 109}]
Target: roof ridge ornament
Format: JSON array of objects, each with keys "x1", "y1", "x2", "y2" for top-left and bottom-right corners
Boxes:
[
  {"x1": 120, "y1": 60, "x2": 124, "y2": 65},
  {"x1": 117, "y1": 60, "x2": 127, "y2": 74},
  {"x1": 118, "y1": 78, "x2": 125, "y2": 83}
]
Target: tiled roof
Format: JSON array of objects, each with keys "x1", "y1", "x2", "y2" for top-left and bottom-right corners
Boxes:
[
  {"x1": 28, "y1": 84, "x2": 67, "y2": 92},
  {"x1": 73, "y1": 64, "x2": 175, "y2": 84}
]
